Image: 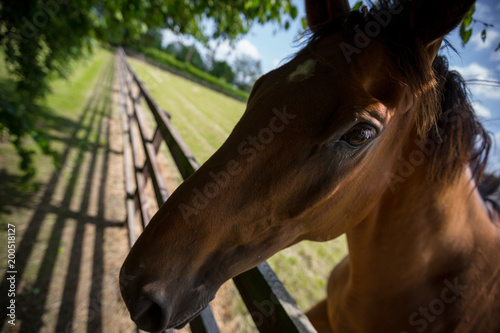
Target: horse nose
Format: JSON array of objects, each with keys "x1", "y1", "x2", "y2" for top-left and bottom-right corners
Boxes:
[
  {"x1": 120, "y1": 267, "x2": 170, "y2": 332},
  {"x1": 130, "y1": 294, "x2": 169, "y2": 332}
]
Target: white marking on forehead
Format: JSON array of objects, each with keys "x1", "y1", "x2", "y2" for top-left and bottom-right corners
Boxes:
[{"x1": 287, "y1": 59, "x2": 317, "y2": 82}]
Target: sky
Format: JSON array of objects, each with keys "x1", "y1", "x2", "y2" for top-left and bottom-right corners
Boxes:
[{"x1": 162, "y1": 0, "x2": 500, "y2": 163}]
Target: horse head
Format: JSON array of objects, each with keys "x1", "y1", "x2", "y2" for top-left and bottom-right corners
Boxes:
[{"x1": 120, "y1": 0, "x2": 476, "y2": 331}]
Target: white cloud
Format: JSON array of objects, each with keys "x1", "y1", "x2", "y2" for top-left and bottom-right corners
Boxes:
[
  {"x1": 475, "y1": 2, "x2": 494, "y2": 22},
  {"x1": 466, "y1": 2, "x2": 500, "y2": 51},
  {"x1": 161, "y1": 30, "x2": 261, "y2": 68},
  {"x1": 494, "y1": 133, "x2": 500, "y2": 159},
  {"x1": 470, "y1": 29, "x2": 500, "y2": 51},
  {"x1": 161, "y1": 29, "x2": 195, "y2": 47},
  {"x1": 472, "y1": 101, "x2": 492, "y2": 118},
  {"x1": 207, "y1": 40, "x2": 232, "y2": 60},
  {"x1": 236, "y1": 40, "x2": 261, "y2": 61},
  {"x1": 453, "y1": 62, "x2": 500, "y2": 100},
  {"x1": 491, "y1": 51, "x2": 500, "y2": 62},
  {"x1": 208, "y1": 39, "x2": 261, "y2": 65}
]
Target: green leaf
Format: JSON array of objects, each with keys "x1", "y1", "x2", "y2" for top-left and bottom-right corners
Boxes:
[
  {"x1": 462, "y1": 29, "x2": 472, "y2": 46},
  {"x1": 481, "y1": 29, "x2": 487, "y2": 42},
  {"x1": 496, "y1": 42, "x2": 500, "y2": 52},
  {"x1": 301, "y1": 17, "x2": 307, "y2": 30},
  {"x1": 462, "y1": 5, "x2": 475, "y2": 28},
  {"x1": 285, "y1": 21, "x2": 290, "y2": 30},
  {"x1": 352, "y1": 1, "x2": 363, "y2": 11},
  {"x1": 460, "y1": 23, "x2": 472, "y2": 46},
  {"x1": 290, "y1": 6, "x2": 298, "y2": 19},
  {"x1": 114, "y1": 10, "x2": 123, "y2": 22}
]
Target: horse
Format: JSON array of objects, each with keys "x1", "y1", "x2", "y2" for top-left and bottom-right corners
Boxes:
[{"x1": 120, "y1": 0, "x2": 500, "y2": 331}]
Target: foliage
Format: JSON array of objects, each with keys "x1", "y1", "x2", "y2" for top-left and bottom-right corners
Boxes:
[
  {"x1": 352, "y1": 1, "x2": 364, "y2": 11},
  {"x1": 140, "y1": 47, "x2": 249, "y2": 100},
  {"x1": 351, "y1": 1, "x2": 498, "y2": 50},
  {"x1": 165, "y1": 42, "x2": 206, "y2": 71},
  {"x1": 233, "y1": 56, "x2": 262, "y2": 92},
  {"x1": 210, "y1": 60, "x2": 236, "y2": 84},
  {"x1": 0, "y1": 0, "x2": 297, "y2": 184},
  {"x1": 132, "y1": 28, "x2": 163, "y2": 51},
  {"x1": 459, "y1": 4, "x2": 498, "y2": 50},
  {"x1": 1, "y1": 0, "x2": 496, "y2": 184}
]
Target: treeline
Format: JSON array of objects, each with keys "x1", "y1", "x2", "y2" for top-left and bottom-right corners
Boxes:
[
  {"x1": 126, "y1": 28, "x2": 262, "y2": 100},
  {"x1": 0, "y1": 0, "x2": 297, "y2": 184}
]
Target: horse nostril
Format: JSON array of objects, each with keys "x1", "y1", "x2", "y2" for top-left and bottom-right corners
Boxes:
[{"x1": 131, "y1": 296, "x2": 169, "y2": 333}]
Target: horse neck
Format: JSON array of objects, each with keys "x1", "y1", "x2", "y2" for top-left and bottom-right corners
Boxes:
[{"x1": 345, "y1": 164, "x2": 494, "y2": 293}]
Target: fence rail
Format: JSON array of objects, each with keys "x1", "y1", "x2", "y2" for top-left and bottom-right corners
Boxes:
[{"x1": 116, "y1": 47, "x2": 316, "y2": 333}]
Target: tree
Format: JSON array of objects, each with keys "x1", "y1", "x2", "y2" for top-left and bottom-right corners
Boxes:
[
  {"x1": 0, "y1": 0, "x2": 298, "y2": 183},
  {"x1": 210, "y1": 61, "x2": 235, "y2": 84},
  {"x1": 165, "y1": 42, "x2": 206, "y2": 71},
  {"x1": 458, "y1": 4, "x2": 498, "y2": 50},
  {"x1": 134, "y1": 28, "x2": 163, "y2": 50},
  {"x1": 0, "y1": 0, "x2": 496, "y2": 184},
  {"x1": 233, "y1": 56, "x2": 262, "y2": 92},
  {"x1": 165, "y1": 43, "x2": 182, "y2": 58}
]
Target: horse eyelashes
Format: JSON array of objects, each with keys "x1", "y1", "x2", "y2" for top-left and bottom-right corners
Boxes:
[{"x1": 339, "y1": 124, "x2": 377, "y2": 148}]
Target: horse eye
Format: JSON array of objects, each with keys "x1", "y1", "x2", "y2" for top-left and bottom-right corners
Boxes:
[{"x1": 340, "y1": 125, "x2": 376, "y2": 147}]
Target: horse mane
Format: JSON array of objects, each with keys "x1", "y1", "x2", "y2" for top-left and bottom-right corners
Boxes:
[
  {"x1": 430, "y1": 56, "x2": 500, "y2": 218},
  {"x1": 304, "y1": 1, "x2": 499, "y2": 215},
  {"x1": 431, "y1": 56, "x2": 490, "y2": 182},
  {"x1": 477, "y1": 173, "x2": 500, "y2": 220}
]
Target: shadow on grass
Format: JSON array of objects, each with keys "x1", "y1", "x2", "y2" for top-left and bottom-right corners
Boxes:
[
  {"x1": 0, "y1": 54, "x2": 124, "y2": 333},
  {"x1": 0, "y1": 169, "x2": 41, "y2": 218}
]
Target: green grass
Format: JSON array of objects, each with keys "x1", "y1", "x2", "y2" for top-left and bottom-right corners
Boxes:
[
  {"x1": 0, "y1": 47, "x2": 114, "y2": 267},
  {"x1": 129, "y1": 57, "x2": 246, "y2": 163},
  {"x1": 0, "y1": 47, "x2": 111, "y2": 159},
  {"x1": 0, "y1": 47, "x2": 122, "y2": 332},
  {"x1": 139, "y1": 47, "x2": 249, "y2": 101},
  {"x1": 128, "y1": 56, "x2": 349, "y2": 313}
]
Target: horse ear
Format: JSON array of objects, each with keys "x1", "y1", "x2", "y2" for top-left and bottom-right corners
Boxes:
[
  {"x1": 407, "y1": 0, "x2": 475, "y2": 54},
  {"x1": 305, "y1": 0, "x2": 351, "y2": 32}
]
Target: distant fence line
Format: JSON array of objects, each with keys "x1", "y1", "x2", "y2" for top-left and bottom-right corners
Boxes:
[{"x1": 123, "y1": 48, "x2": 248, "y2": 103}]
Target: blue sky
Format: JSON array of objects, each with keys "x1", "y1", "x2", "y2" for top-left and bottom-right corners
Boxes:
[{"x1": 163, "y1": 0, "x2": 500, "y2": 162}]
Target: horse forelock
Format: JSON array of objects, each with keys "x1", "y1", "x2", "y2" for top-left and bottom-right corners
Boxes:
[{"x1": 301, "y1": 0, "x2": 492, "y2": 187}]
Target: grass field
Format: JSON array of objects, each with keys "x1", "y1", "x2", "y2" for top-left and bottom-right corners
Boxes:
[
  {"x1": 0, "y1": 47, "x2": 348, "y2": 332},
  {"x1": 0, "y1": 48, "x2": 111, "y2": 224},
  {"x1": 0, "y1": 48, "x2": 135, "y2": 332},
  {"x1": 128, "y1": 56, "x2": 349, "y2": 313}
]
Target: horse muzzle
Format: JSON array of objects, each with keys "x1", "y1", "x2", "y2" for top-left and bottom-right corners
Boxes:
[
  {"x1": 119, "y1": 265, "x2": 169, "y2": 332},
  {"x1": 119, "y1": 262, "x2": 215, "y2": 332}
]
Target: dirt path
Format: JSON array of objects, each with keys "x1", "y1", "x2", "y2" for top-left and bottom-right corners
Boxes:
[{"x1": 0, "y1": 54, "x2": 134, "y2": 333}]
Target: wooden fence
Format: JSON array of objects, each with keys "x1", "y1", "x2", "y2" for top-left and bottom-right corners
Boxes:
[{"x1": 116, "y1": 47, "x2": 317, "y2": 333}]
